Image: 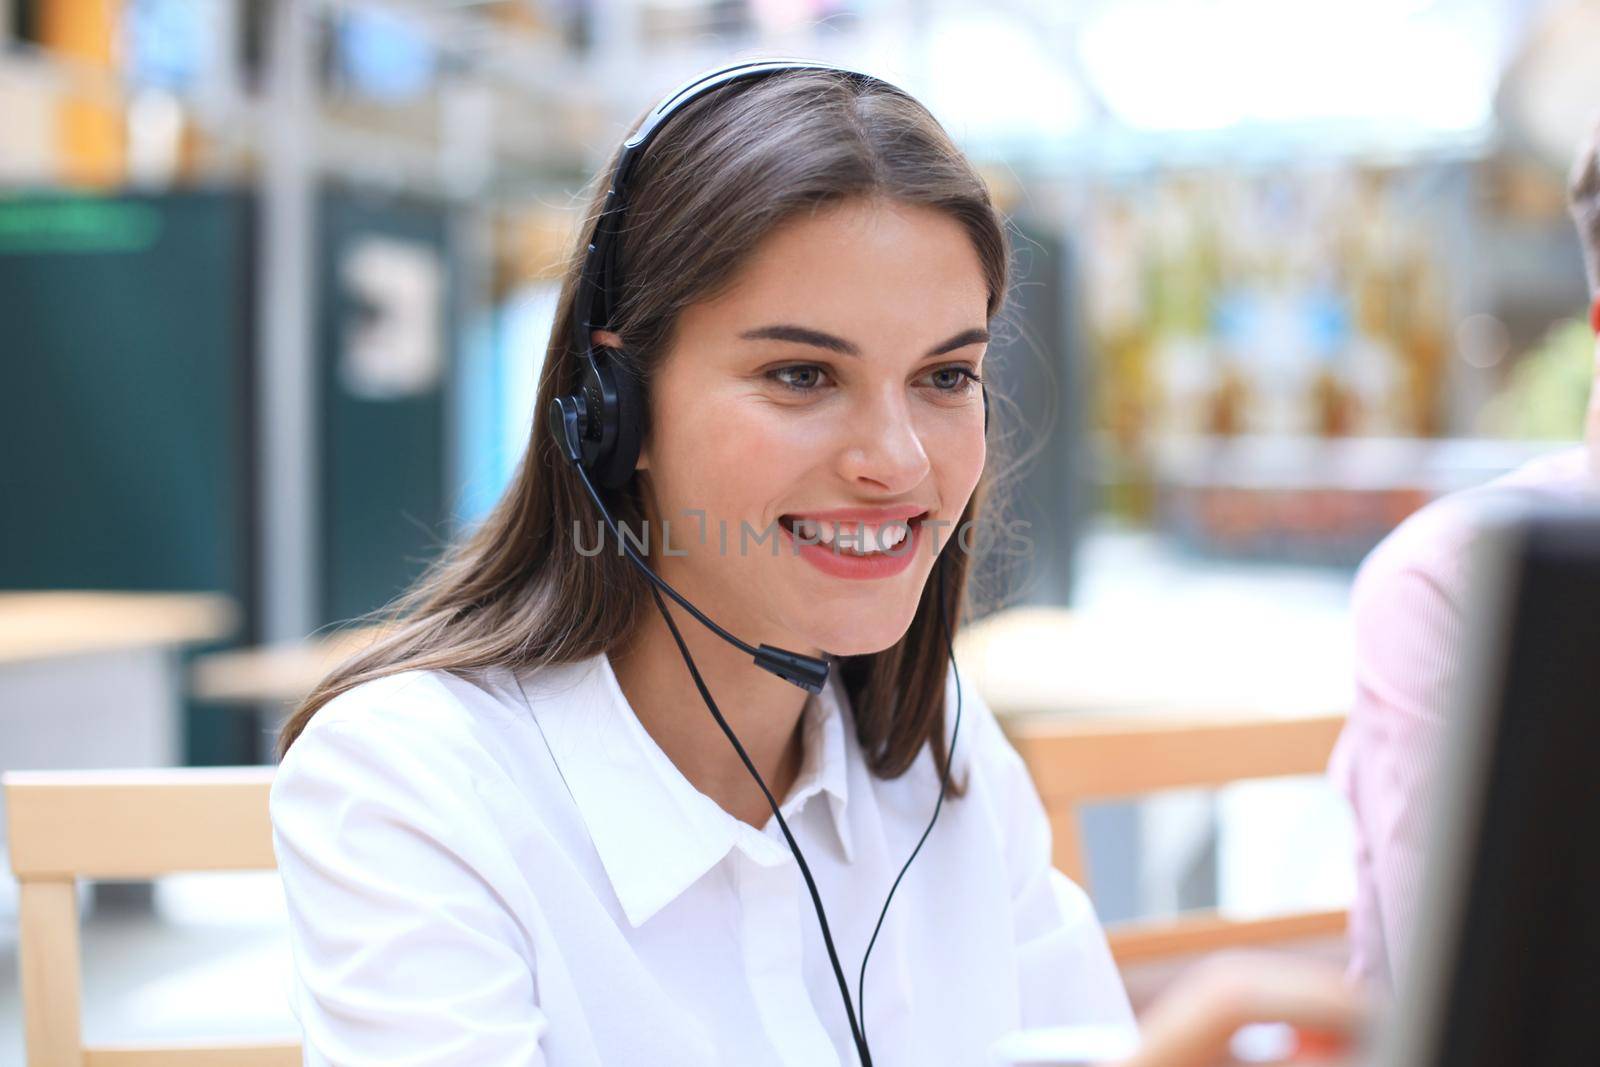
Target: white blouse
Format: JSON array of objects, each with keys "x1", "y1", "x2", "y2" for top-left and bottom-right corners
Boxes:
[{"x1": 269, "y1": 651, "x2": 1135, "y2": 1066}]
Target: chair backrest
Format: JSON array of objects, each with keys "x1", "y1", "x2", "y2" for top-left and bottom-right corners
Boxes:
[
  {"x1": 1002, "y1": 711, "x2": 1349, "y2": 965},
  {"x1": 4, "y1": 767, "x2": 300, "y2": 1067}
]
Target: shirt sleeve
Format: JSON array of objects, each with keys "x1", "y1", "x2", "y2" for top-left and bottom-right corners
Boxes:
[
  {"x1": 1328, "y1": 506, "x2": 1471, "y2": 990},
  {"x1": 964, "y1": 676, "x2": 1138, "y2": 1035},
  {"x1": 270, "y1": 703, "x2": 549, "y2": 1066}
]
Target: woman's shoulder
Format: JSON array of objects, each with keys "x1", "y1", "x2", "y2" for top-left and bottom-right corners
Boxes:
[
  {"x1": 274, "y1": 665, "x2": 534, "y2": 802},
  {"x1": 276, "y1": 656, "x2": 612, "y2": 787},
  {"x1": 293, "y1": 665, "x2": 521, "y2": 749},
  {"x1": 267, "y1": 667, "x2": 560, "y2": 921},
  {"x1": 305, "y1": 668, "x2": 512, "y2": 735}
]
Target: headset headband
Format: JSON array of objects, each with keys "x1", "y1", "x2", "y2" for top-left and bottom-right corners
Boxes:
[{"x1": 570, "y1": 58, "x2": 897, "y2": 363}]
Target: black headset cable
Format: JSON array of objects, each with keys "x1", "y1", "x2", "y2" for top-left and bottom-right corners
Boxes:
[
  {"x1": 643, "y1": 579, "x2": 875, "y2": 1067},
  {"x1": 855, "y1": 573, "x2": 963, "y2": 1040},
  {"x1": 569, "y1": 455, "x2": 971, "y2": 1066}
]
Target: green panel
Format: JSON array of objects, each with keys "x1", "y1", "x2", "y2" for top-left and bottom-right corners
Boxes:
[
  {"x1": 0, "y1": 190, "x2": 259, "y2": 766},
  {"x1": 0, "y1": 191, "x2": 254, "y2": 600},
  {"x1": 317, "y1": 189, "x2": 454, "y2": 627}
]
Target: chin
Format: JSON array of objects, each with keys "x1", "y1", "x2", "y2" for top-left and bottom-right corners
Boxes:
[{"x1": 801, "y1": 606, "x2": 922, "y2": 658}]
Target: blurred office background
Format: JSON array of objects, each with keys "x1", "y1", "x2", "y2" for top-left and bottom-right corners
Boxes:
[{"x1": 3, "y1": 0, "x2": 1599, "y2": 1056}]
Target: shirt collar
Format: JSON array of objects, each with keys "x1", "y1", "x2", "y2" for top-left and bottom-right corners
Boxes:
[
  {"x1": 511, "y1": 651, "x2": 853, "y2": 928},
  {"x1": 789, "y1": 663, "x2": 854, "y2": 863}
]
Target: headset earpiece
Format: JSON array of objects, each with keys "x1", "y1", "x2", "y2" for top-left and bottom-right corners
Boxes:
[
  {"x1": 595, "y1": 347, "x2": 644, "y2": 489},
  {"x1": 561, "y1": 344, "x2": 645, "y2": 490}
]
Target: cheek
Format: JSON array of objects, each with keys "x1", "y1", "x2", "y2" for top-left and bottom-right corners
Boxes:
[
  {"x1": 658, "y1": 405, "x2": 807, "y2": 523},
  {"x1": 932, "y1": 419, "x2": 987, "y2": 504}
]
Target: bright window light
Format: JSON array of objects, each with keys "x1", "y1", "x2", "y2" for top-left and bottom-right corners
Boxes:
[{"x1": 1077, "y1": 0, "x2": 1496, "y2": 134}]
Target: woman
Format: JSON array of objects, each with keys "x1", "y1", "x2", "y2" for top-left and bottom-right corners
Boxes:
[{"x1": 270, "y1": 62, "x2": 1362, "y2": 1066}]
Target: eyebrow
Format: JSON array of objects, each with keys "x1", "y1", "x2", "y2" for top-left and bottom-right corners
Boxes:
[{"x1": 738, "y1": 323, "x2": 990, "y2": 359}]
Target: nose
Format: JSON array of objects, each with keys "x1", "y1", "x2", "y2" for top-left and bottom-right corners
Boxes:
[{"x1": 837, "y1": 388, "x2": 931, "y2": 494}]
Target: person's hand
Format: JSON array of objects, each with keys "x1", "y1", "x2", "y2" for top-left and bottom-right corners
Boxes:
[{"x1": 1110, "y1": 952, "x2": 1372, "y2": 1067}]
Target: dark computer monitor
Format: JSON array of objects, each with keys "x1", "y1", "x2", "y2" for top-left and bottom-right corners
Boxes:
[{"x1": 1379, "y1": 504, "x2": 1600, "y2": 1067}]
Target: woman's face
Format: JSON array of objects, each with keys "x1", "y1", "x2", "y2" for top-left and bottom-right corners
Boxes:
[{"x1": 626, "y1": 197, "x2": 990, "y2": 657}]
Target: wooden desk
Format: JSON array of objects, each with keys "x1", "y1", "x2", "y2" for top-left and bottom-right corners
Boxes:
[
  {"x1": 953, "y1": 604, "x2": 1353, "y2": 719},
  {"x1": 0, "y1": 592, "x2": 234, "y2": 666},
  {"x1": 189, "y1": 625, "x2": 386, "y2": 708},
  {"x1": 953, "y1": 605, "x2": 1353, "y2": 1001},
  {"x1": 0, "y1": 591, "x2": 237, "y2": 918},
  {"x1": 0, "y1": 593, "x2": 237, "y2": 770}
]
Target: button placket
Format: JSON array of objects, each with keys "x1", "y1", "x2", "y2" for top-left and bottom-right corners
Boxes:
[{"x1": 736, "y1": 839, "x2": 841, "y2": 1067}]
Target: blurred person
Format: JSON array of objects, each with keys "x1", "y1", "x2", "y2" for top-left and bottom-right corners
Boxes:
[
  {"x1": 1328, "y1": 117, "x2": 1600, "y2": 990},
  {"x1": 1119, "y1": 953, "x2": 1368, "y2": 1067},
  {"x1": 268, "y1": 61, "x2": 1363, "y2": 1066}
]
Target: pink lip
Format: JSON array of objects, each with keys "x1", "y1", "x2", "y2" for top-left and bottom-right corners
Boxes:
[{"x1": 779, "y1": 514, "x2": 925, "y2": 581}]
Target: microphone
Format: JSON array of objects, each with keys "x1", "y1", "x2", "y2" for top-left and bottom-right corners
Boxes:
[{"x1": 549, "y1": 396, "x2": 832, "y2": 694}]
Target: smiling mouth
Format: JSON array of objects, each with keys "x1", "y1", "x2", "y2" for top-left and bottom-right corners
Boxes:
[{"x1": 778, "y1": 511, "x2": 930, "y2": 556}]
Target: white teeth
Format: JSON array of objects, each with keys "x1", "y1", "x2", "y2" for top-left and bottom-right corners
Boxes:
[
  {"x1": 861, "y1": 524, "x2": 906, "y2": 552},
  {"x1": 790, "y1": 518, "x2": 914, "y2": 554},
  {"x1": 792, "y1": 518, "x2": 829, "y2": 543}
]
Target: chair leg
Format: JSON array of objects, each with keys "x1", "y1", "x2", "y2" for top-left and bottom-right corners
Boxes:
[{"x1": 18, "y1": 879, "x2": 85, "y2": 1067}]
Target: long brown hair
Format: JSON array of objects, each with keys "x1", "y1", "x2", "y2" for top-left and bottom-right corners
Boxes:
[{"x1": 276, "y1": 66, "x2": 1020, "y2": 791}]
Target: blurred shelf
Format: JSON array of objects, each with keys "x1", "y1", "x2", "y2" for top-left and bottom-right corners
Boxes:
[
  {"x1": 1092, "y1": 436, "x2": 1589, "y2": 566},
  {"x1": 1145, "y1": 434, "x2": 1581, "y2": 494}
]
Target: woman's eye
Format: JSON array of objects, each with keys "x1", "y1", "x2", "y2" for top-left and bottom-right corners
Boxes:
[
  {"x1": 769, "y1": 365, "x2": 831, "y2": 392},
  {"x1": 765, "y1": 363, "x2": 982, "y2": 396},
  {"x1": 924, "y1": 365, "x2": 983, "y2": 394}
]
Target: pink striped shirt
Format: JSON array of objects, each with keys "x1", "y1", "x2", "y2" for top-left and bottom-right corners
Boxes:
[{"x1": 1327, "y1": 445, "x2": 1597, "y2": 988}]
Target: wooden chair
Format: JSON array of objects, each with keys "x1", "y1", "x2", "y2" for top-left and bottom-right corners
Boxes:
[
  {"x1": 4, "y1": 767, "x2": 299, "y2": 1067},
  {"x1": 1002, "y1": 711, "x2": 1349, "y2": 966},
  {"x1": 2, "y1": 707, "x2": 1345, "y2": 1061}
]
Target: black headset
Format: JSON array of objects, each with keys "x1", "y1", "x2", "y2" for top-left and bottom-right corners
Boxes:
[{"x1": 547, "y1": 57, "x2": 982, "y2": 1067}]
